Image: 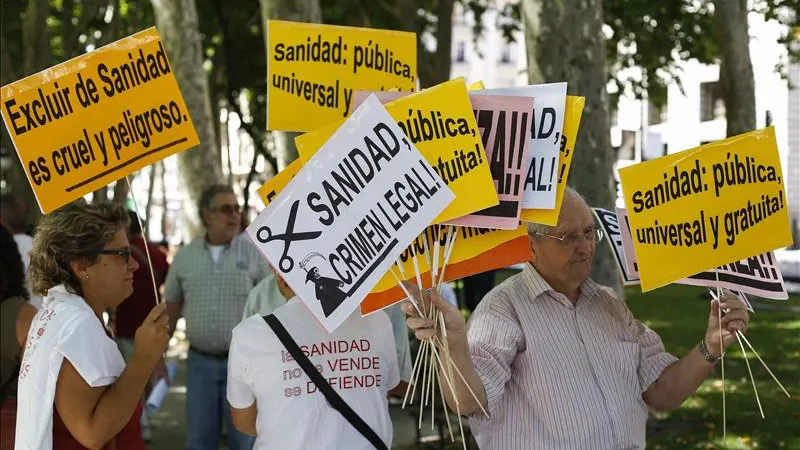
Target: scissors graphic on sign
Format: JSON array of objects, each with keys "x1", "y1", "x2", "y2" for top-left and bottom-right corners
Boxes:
[{"x1": 256, "y1": 200, "x2": 322, "y2": 272}]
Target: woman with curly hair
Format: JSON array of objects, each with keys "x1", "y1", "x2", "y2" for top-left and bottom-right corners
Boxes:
[
  {"x1": 15, "y1": 200, "x2": 170, "y2": 450},
  {"x1": 0, "y1": 225, "x2": 38, "y2": 448}
]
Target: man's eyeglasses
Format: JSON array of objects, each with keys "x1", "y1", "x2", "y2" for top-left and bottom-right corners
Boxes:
[
  {"x1": 98, "y1": 248, "x2": 132, "y2": 263},
  {"x1": 530, "y1": 228, "x2": 604, "y2": 249},
  {"x1": 211, "y1": 204, "x2": 241, "y2": 215}
]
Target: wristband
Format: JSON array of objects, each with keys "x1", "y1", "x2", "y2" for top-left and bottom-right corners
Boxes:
[{"x1": 699, "y1": 338, "x2": 724, "y2": 363}]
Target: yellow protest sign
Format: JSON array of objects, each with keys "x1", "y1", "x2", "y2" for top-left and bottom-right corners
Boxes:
[
  {"x1": 520, "y1": 95, "x2": 585, "y2": 225},
  {"x1": 295, "y1": 79, "x2": 498, "y2": 223},
  {"x1": 0, "y1": 28, "x2": 199, "y2": 214},
  {"x1": 266, "y1": 20, "x2": 417, "y2": 132},
  {"x1": 467, "y1": 81, "x2": 485, "y2": 90},
  {"x1": 361, "y1": 224, "x2": 532, "y2": 314},
  {"x1": 257, "y1": 159, "x2": 303, "y2": 207},
  {"x1": 618, "y1": 127, "x2": 792, "y2": 291}
]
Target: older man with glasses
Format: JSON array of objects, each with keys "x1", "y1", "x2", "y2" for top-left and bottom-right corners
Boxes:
[
  {"x1": 165, "y1": 184, "x2": 269, "y2": 450},
  {"x1": 403, "y1": 187, "x2": 750, "y2": 450}
]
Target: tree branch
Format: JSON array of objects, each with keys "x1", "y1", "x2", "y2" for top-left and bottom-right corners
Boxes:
[
  {"x1": 70, "y1": 0, "x2": 103, "y2": 54},
  {"x1": 211, "y1": 0, "x2": 277, "y2": 173}
]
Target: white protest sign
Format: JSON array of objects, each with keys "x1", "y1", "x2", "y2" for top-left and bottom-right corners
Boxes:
[
  {"x1": 482, "y1": 83, "x2": 567, "y2": 210},
  {"x1": 592, "y1": 208, "x2": 639, "y2": 285},
  {"x1": 247, "y1": 95, "x2": 455, "y2": 332},
  {"x1": 614, "y1": 207, "x2": 788, "y2": 299},
  {"x1": 616, "y1": 207, "x2": 640, "y2": 277},
  {"x1": 680, "y1": 253, "x2": 788, "y2": 300}
]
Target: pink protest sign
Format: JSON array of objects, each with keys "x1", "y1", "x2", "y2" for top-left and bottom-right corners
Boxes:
[{"x1": 442, "y1": 94, "x2": 532, "y2": 229}]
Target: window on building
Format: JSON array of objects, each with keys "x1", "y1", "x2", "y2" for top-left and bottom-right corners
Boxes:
[
  {"x1": 609, "y1": 104, "x2": 619, "y2": 127},
  {"x1": 618, "y1": 130, "x2": 636, "y2": 160},
  {"x1": 455, "y1": 41, "x2": 466, "y2": 63},
  {"x1": 500, "y1": 42, "x2": 517, "y2": 64},
  {"x1": 452, "y1": 3, "x2": 467, "y2": 25},
  {"x1": 648, "y1": 101, "x2": 667, "y2": 125},
  {"x1": 700, "y1": 81, "x2": 725, "y2": 122}
]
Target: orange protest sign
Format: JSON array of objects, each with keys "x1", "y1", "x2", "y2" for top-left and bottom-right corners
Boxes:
[
  {"x1": 361, "y1": 224, "x2": 532, "y2": 314},
  {"x1": 0, "y1": 28, "x2": 199, "y2": 213}
]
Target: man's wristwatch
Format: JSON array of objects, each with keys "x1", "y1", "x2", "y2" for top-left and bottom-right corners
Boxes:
[{"x1": 699, "y1": 338, "x2": 724, "y2": 363}]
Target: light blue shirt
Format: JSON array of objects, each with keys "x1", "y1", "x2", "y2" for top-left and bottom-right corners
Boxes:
[{"x1": 243, "y1": 273, "x2": 286, "y2": 320}]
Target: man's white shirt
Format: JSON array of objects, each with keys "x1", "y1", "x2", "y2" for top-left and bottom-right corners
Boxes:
[{"x1": 227, "y1": 297, "x2": 400, "y2": 450}]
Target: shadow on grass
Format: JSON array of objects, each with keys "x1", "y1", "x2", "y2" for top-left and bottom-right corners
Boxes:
[{"x1": 626, "y1": 285, "x2": 800, "y2": 450}]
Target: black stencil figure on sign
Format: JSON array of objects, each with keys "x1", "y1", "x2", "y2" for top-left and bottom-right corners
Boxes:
[{"x1": 300, "y1": 253, "x2": 347, "y2": 317}]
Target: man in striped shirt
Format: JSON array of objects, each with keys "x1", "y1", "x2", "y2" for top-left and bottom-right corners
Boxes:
[{"x1": 404, "y1": 188, "x2": 749, "y2": 449}]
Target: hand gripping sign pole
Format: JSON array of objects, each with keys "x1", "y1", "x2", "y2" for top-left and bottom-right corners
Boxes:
[
  {"x1": 398, "y1": 224, "x2": 487, "y2": 450},
  {"x1": 708, "y1": 288, "x2": 790, "y2": 422}
]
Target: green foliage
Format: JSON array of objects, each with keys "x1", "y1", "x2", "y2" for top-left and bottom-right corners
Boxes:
[
  {"x1": 604, "y1": 0, "x2": 717, "y2": 107},
  {"x1": 471, "y1": 0, "x2": 797, "y2": 107},
  {"x1": 197, "y1": 0, "x2": 268, "y2": 133},
  {"x1": 1, "y1": 0, "x2": 26, "y2": 79},
  {"x1": 1, "y1": 0, "x2": 156, "y2": 76},
  {"x1": 753, "y1": 0, "x2": 800, "y2": 75}
]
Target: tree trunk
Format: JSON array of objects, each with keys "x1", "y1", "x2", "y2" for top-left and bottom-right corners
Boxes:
[
  {"x1": 144, "y1": 163, "x2": 158, "y2": 238},
  {"x1": 713, "y1": 0, "x2": 756, "y2": 137},
  {"x1": 427, "y1": 0, "x2": 455, "y2": 88},
  {"x1": 131, "y1": 0, "x2": 144, "y2": 32},
  {"x1": 259, "y1": 0, "x2": 322, "y2": 170},
  {"x1": 92, "y1": 0, "x2": 125, "y2": 203},
  {"x1": 23, "y1": 0, "x2": 52, "y2": 76},
  {"x1": 61, "y1": 0, "x2": 76, "y2": 59},
  {"x1": 151, "y1": 0, "x2": 223, "y2": 239},
  {"x1": 1, "y1": 3, "x2": 46, "y2": 223},
  {"x1": 161, "y1": 161, "x2": 168, "y2": 241},
  {"x1": 208, "y1": 61, "x2": 224, "y2": 173},
  {"x1": 521, "y1": 0, "x2": 622, "y2": 297}
]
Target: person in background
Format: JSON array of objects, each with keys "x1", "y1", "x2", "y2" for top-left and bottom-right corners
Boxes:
[
  {"x1": 165, "y1": 185, "x2": 268, "y2": 450},
  {"x1": 16, "y1": 200, "x2": 170, "y2": 449},
  {"x1": 403, "y1": 188, "x2": 750, "y2": 450},
  {"x1": 241, "y1": 270, "x2": 285, "y2": 320},
  {"x1": 0, "y1": 225, "x2": 38, "y2": 449},
  {"x1": 382, "y1": 302, "x2": 412, "y2": 394},
  {"x1": 461, "y1": 270, "x2": 495, "y2": 311},
  {"x1": 0, "y1": 194, "x2": 43, "y2": 309},
  {"x1": 227, "y1": 272, "x2": 401, "y2": 450},
  {"x1": 110, "y1": 210, "x2": 170, "y2": 442}
]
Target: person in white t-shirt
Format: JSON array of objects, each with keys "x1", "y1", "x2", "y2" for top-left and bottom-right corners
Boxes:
[
  {"x1": 15, "y1": 200, "x2": 170, "y2": 450},
  {"x1": 227, "y1": 273, "x2": 401, "y2": 450}
]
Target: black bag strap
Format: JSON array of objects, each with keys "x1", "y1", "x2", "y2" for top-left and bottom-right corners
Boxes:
[{"x1": 262, "y1": 314, "x2": 388, "y2": 450}]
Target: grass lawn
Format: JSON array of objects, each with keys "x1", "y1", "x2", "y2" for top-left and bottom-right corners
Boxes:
[{"x1": 626, "y1": 284, "x2": 799, "y2": 450}]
